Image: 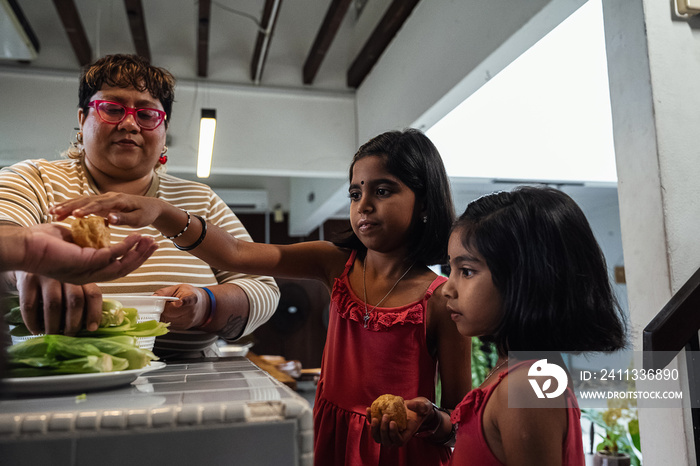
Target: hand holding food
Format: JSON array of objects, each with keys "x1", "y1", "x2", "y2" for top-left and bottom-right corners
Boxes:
[
  {"x1": 366, "y1": 395, "x2": 439, "y2": 447},
  {"x1": 1, "y1": 224, "x2": 157, "y2": 285},
  {"x1": 50, "y1": 192, "x2": 165, "y2": 229},
  {"x1": 370, "y1": 394, "x2": 408, "y2": 431}
]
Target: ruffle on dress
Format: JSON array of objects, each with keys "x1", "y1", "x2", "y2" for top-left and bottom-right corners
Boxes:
[
  {"x1": 451, "y1": 388, "x2": 486, "y2": 425},
  {"x1": 332, "y1": 276, "x2": 425, "y2": 331}
]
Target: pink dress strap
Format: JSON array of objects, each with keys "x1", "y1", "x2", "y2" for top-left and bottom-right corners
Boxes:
[
  {"x1": 425, "y1": 274, "x2": 447, "y2": 296},
  {"x1": 340, "y1": 249, "x2": 358, "y2": 278}
]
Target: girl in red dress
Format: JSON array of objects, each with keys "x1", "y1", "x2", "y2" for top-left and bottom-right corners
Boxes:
[
  {"x1": 52, "y1": 129, "x2": 472, "y2": 466},
  {"x1": 368, "y1": 187, "x2": 627, "y2": 465}
]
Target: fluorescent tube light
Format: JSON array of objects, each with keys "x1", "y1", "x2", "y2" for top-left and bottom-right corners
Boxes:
[{"x1": 197, "y1": 109, "x2": 216, "y2": 178}]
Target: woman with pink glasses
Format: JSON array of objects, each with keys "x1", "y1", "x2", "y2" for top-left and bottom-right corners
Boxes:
[{"x1": 0, "y1": 54, "x2": 279, "y2": 359}]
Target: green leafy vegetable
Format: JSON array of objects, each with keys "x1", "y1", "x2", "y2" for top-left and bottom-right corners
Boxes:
[
  {"x1": 7, "y1": 334, "x2": 155, "y2": 377},
  {"x1": 5, "y1": 298, "x2": 169, "y2": 338},
  {"x1": 4, "y1": 297, "x2": 168, "y2": 377}
]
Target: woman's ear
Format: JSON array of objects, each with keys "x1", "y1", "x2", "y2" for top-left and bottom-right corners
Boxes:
[{"x1": 77, "y1": 108, "x2": 86, "y2": 129}]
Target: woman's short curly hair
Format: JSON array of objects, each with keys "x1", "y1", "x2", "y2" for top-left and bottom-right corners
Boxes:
[
  {"x1": 65, "y1": 54, "x2": 176, "y2": 173},
  {"x1": 78, "y1": 54, "x2": 175, "y2": 124}
]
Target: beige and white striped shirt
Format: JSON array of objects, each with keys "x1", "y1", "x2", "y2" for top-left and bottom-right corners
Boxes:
[{"x1": 0, "y1": 158, "x2": 279, "y2": 354}]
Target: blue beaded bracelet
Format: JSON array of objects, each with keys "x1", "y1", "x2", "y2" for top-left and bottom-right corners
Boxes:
[{"x1": 200, "y1": 287, "x2": 216, "y2": 328}]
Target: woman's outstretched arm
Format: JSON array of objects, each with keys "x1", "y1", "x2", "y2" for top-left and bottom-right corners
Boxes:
[{"x1": 51, "y1": 192, "x2": 349, "y2": 286}]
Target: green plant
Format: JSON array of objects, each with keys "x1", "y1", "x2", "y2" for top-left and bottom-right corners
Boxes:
[
  {"x1": 582, "y1": 399, "x2": 641, "y2": 466},
  {"x1": 471, "y1": 337, "x2": 498, "y2": 387}
]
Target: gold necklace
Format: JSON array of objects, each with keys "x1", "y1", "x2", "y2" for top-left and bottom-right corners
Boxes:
[
  {"x1": 362, "y1": 256, "x2": 414, "y2": 328},
  {"x1": 481, "y1": 358, "x2": 509, "y2": 387}
]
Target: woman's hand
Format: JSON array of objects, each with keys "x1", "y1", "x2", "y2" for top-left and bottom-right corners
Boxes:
[
  {"x1": 365, "y1": 396, "x2": 435, "y2": 447},
  {"x1": 50, "y1": 192, "x2": 164, "y2": 228},
  {"x1": 153, "y1": 284, "x2": 211, "y2": 330}
]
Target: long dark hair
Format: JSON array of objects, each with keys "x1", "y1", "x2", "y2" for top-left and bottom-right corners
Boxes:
[
  {"x1": 455, "y1": 186, "x2": 627, "y2": 355},
  {"x1": 78, "y1": 54, "x2": 176, "y2": 127},
  {"x1": 334, "y1": 128, "x2": 455, "y2": 266}
]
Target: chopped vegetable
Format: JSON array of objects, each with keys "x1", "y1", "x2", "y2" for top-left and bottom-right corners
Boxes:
[{"x1": 100, "y1": 298, "x2": 126, "y2": 327}]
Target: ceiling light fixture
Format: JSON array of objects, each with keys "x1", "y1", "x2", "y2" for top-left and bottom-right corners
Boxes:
[{"x1": 197, "y1": 108, "x2": 217, "y2": 178}]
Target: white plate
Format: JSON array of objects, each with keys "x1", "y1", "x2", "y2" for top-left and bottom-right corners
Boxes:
[{"x1": 3, "y1": 361, "x2": 167, "y2": 395}]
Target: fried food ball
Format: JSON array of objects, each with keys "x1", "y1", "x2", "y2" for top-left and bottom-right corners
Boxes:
[
  {"x1": 370, "y1": 394, "x2": 407, "y2": 431},
  {"x1": 72, "y1": 216, "x2": 111, "y2": 249}
]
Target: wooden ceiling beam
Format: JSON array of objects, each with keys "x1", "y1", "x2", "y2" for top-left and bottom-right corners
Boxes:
[
  {"x1": 52, "y1": 0, "x2": 92, "y2": 66},
  {"x1": 250, "y1": 0, "x2": 283, "y2": 84},
  {"x1": 123, "y1": 0, "x2": 151, "y2": 62},
  {"x1": 197, "y1": 0, "x2": 211, "y2": 77},
  {"x1": 346, "y1": 0, "x2": 421, "y2": 89},
  {"x1": 302, "y1": 0, "x2": 353, "y2": 85}
]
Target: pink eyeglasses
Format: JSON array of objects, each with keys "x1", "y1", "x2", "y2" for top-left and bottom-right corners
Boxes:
[{"x1": 88, "y1": 100, "x2": 167, "y2": 130}]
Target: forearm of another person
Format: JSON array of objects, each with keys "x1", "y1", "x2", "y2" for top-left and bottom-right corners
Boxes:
[
  {"x1": 202, "y1": 259, "x2": 281, "y2": 337},
  {"x1": 194, "y1": 283, "x2": 252, "y2": 341},
  {"x1": 0, "y1": 224, "x2": 156, "y2": 282}
]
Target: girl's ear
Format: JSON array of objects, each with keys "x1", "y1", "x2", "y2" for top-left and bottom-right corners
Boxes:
[{"x1": 419, "y1": 202, "x2": 428, "y2": 222}]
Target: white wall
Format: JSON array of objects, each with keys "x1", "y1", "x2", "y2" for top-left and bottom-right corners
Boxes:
[
  {"x1": 603, "y1": 0, "x2": 700, "y2": 463},
  {"x1": 0, "y1": 69, "x2": 357, "y2": 179}
]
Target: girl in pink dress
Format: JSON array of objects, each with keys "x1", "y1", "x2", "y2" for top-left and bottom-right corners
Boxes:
[
  {"x1": 52, "y1": 129, "x2": 472, "y2": 465},
  {"x1": 368, "y1": 187, "x2": 627, "y2": 465}
]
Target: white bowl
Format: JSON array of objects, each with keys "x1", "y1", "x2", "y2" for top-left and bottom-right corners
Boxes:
[
  {"x1": 103, "y1": 294, "x2": 177, "y2": 322},
  {"x1": 103, "y1": 295, "x2": 178, "y2": 350}
]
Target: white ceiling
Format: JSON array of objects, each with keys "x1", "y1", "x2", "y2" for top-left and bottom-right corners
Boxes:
[{"x1": 3, "y1": 0, "x2": 380, "y2": 90}]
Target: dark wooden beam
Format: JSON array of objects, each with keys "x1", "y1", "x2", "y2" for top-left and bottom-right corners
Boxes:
[
  {"x1": 6, "y1": 0, "x2": 40, "y2": 59},
  {"x1": 643, "y1": 265, "x2": 700, "y2": 369},
  {"x1": 250, "y1": 0, "x2": 283, "y2": 84},
  {"x1": 302, "y1": 0, "x2": 353, "y2": 85},
  {"x1": 123, "y1": 0, "x2": 150, "y2": 62},
  {"x1": 52, "y1": 0, "x2": 92, "y2": 66},
  {"x1": 347, "y1": 0, "x2": 421, "y2": 89},
  {"x1": 197, "y1": 0, "x2": 211, "y2": 77}
]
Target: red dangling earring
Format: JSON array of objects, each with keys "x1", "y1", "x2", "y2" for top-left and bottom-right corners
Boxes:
[{"x1": 159, "y1": 146, "x2": 168, "y2": 164}]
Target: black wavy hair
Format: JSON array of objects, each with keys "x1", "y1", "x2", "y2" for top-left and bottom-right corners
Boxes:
[
  {"x1": 334, "y1": 128, "x2": 455, "y2": 266},
  {"x1": 78, "y1": 54, "x2": 176, "y2": 127},
  {"x1": 455, "y1": 186, "x2": 627, "y2": 355}
]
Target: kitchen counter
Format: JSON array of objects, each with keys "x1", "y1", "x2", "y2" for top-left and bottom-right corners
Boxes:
[{"x1": 0, "y1": 357, "x2": 313, "y2": 466}]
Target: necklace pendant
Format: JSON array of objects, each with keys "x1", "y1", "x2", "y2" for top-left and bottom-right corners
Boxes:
[{"x1": 363, "y1": 312, "x2": 370, "y2": 328}]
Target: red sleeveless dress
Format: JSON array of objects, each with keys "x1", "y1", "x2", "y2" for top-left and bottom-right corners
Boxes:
[
  {"x1": 449, "y1": 361, "x2": 585, "y2": 465},
  {"x1": 313, "y1": 250, "x2": 451, "y2": 466}
]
